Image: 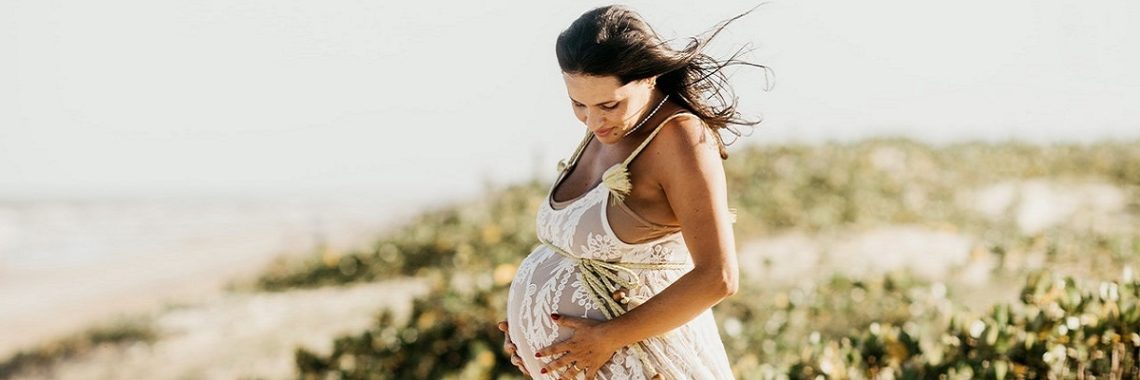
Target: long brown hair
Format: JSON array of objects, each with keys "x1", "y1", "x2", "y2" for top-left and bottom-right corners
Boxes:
[{"x1": 555, "y1": 4, "x2": 773, "y2": 160}]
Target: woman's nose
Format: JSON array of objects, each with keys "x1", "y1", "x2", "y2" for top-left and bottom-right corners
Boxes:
[{"x1": 586, "y1": 110, "x2": 606, "y2": 130}]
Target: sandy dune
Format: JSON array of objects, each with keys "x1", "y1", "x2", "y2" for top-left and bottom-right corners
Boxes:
[{"x1": 10, "y1": 279, "x2": 428, "y2": 380}]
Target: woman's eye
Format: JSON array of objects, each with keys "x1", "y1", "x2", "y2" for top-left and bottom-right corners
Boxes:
[{"x1": 601, "y1": 103, "x2": 619, "y2": 110}]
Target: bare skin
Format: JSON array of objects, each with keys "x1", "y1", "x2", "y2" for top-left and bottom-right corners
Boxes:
[
  {"x1": 500, "y1": 73, "x2": 740, "y2": 379},
  {"x1": 498, "y1": 320, "x2": 531, "y2": 376},
  {"x1": 553, "y1": 73, "x2": 684, "y2": 232}
]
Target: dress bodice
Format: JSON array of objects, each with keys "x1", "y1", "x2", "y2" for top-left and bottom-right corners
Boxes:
[
  {"x1": 536, "y1": 112, "x2": 699, "y2": 265},
  {"x1": 507, "y1": 111, "x2": 738, "y2": 379},
  {"x1": 536, "y1": 179, "x2": 691, "y2": 265}
]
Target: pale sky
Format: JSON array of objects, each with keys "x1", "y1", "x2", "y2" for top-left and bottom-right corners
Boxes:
[{"x1": 2, "y1": 0, "x2": 1138, "y2": 199}]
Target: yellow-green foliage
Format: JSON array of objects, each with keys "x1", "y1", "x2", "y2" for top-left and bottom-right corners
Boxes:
[
  {"x1": 256, "y1": 140, "x2": 1139, "y2": 291},
  {"x1": 255, "y1": 180, "x2": 548, "y2": 291},
  {"x1": 724, "y1": 140, "x2": 1139, "y2": 234},
  {"x1": 759, "y1": 271, "x2": 1140, "y2": 380},
  {"x1": 0, "y1": 317, "x2": 159, "y2": 379},
  {"x1": 294, "y1": 273, "x2": 514, "y2": 380},
  {"x1": 291, "y1": 268, "x2": 1140, "y2": 379},
  {"x1": 254, "y1": 139, "x2": 1140, "y2": 379}
]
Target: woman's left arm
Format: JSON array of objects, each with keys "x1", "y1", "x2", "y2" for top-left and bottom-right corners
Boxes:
[
  {"x1": 595, "y1": 116, "x2": 740, "y2": 347},
  {"x1": 535, "y1": 116, "x2": 739, "y2": 378}
]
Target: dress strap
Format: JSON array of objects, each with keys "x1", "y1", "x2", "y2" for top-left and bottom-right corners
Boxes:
[
  {"x1": 622, "y1": 111, "x2": 697, "y2": 166},
  {"x1": 556, "y1": 129, "x2": 593, "y2": 177}
]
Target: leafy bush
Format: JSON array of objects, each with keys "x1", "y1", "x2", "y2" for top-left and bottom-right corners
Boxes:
[
  {"x1": 287, "y1": 267, "x2": 1140, "y2": 379},
  {"x1": 248, "y1": 139, "x2": 1140, "y2": 378},
  {"x1": 0, "y1": 316, "x2": 159, "y2": 379},
  {"x1": 256, "y1": 181, "x2": 547, "y2": 291},
  {"x1": 256, "y1": 140, "x2": 1140, "y2": 291},
  {"x1": 731, "y1": 270, "x2": 1140, "y2": 379},
  {"x1": 718, "y1": 271, "x2": 953, "y2": 378},
  {"x1": 293, "y1": 272, "x2": 518, "y2": 380}
]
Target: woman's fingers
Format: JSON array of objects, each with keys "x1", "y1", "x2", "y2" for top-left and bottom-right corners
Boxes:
[
  {"x1": 540, "y1": 355, "x2": 574, "y2": 376},
  {"x1": 510, "y1": 351, "x2": 530, "y2": 376},
  {"x1": 585, "y1": 365, "x2": 600, "y2": 380},
  {"x1": 498, "y1": 320, "x2": 530, "y2": 376},
  {"x1": 509, "y1": 347, "x2": 528, "y2": 374},
  {"x1": 558, "y1": 362, "x2": 581, "y2": 380},
  {"x1": 497, "y1": 320, "x2": 532, "y2": 376},
  {"x1": 498, "y1": 320, "x2": 515, "y2": 353},
  {"x1": 509, "y1": 348, "x2": 529, "y2": 376},
  {"x1": 499, "y1": 321, "x2": 518, "y2": 354}
]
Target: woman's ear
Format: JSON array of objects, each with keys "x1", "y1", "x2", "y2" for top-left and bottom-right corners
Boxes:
[{"x1": 635, "y1": 76, "x2": 659, "y2": 90}]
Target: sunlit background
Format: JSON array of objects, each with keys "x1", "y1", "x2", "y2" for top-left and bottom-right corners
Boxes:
[{"x1": 1, "y1": 0, "x2": 1138, "y2": 378}]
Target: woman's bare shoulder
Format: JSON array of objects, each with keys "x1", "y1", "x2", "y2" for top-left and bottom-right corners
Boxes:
[
  {"x1": 659, "y1": 113, "x2": 715, "y2": 148},
  {"x1": 647, "y1": 113, "x2": 723, "y2": 183}
]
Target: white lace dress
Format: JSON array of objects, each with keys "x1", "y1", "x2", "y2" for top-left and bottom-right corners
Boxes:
[{"x1": 506, "y1": 113, "x2": 736, "y2": 379}]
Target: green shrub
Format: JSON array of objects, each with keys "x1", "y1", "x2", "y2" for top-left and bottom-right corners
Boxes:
[
  {"x1": 250, "y1": 139, "x2": 1140, "y2": 378},
  {"x1": 255, "y1": 140, "x2": 1140, "y2": 292},
  {"x1": 0, "y1": 316, "x2": 160, "y2": 379},
  {"x1": 256, "y1": 181, "x2": 547, "y2": 291},
  {"x1": 293, "y1": 273, "x2": 518, "y2": 380},
  {"x1": 741, "y1": 270, "x2": 1140, "y2": 379},
  {"x1": 288, "y1": 267, "x2": 1140, "y2": 379}
]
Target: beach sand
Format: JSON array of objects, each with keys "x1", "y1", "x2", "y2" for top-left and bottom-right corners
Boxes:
[
  {"x1": 8, "y1": 278, "x2": 429, "y2": 380},
  {"x1": 0, "y1": 193, "x2": 435, "y2": 368},
  {"x1": 2, "y1": 179, "x2": 1129, "y2": 378}
]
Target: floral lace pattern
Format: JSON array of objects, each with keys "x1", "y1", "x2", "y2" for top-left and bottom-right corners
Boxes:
[{"x1": 506, "y1": 181, "x2": 736, "y2": 379}]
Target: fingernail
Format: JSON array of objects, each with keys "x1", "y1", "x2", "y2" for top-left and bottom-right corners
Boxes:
[
  {"x1": 535, "y1": 352, "x2": 542, "y2": 357},
  {"x1": 550, "y1": 313, "x2": 560, "y2": 320},
  {"x1": 540, "y1": 368, "x2": 548, "y2": 374}
]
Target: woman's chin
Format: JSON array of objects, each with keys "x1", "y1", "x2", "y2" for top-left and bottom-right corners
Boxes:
[
  {"x1": 595, "y1": 135, "x2": 621, "y2": 144},
  {"x1": 593, "y1": 129, "x2": 619, "y2": 142}
]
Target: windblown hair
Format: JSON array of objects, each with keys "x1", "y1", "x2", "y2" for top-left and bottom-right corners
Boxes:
[{"x1": 555, "y1": 4, "x2": 772, "y2": 160}]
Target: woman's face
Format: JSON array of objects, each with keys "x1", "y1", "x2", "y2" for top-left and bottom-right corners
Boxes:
[{"x1": 562, "y1": 72, "x2": 657, "y2": 145}]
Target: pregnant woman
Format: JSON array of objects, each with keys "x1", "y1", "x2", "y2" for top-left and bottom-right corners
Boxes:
[{"x1": 497, "y1": 5, "x2": 768, "y2": 379}]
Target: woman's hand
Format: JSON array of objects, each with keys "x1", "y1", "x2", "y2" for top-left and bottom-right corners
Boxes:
[
  {"x1": 534, "y1": 313, "x2": 620, "y2": 380},
  {"x1": 497, "y1": 320, "x2": 530, "y2": 377}
]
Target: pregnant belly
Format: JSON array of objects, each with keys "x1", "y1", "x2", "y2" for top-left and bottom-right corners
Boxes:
[{"x1": 506, "y1": 244, "x2": 608, "y2": 374}]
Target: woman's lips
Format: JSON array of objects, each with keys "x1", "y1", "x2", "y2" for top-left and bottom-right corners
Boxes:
[{"x1": 595, "y1": 127, "x2": 614, "y2": 135}]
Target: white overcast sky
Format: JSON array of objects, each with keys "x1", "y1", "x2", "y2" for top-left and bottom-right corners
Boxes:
[{"x1": 2, "y1": 0, "x2": 1138, "y2": 199}]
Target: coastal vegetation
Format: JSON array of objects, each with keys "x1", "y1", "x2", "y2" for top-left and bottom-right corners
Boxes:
[
  {"x1": 266, "y1": 139, "x2": 1140, "y2": 379},
  {"x1": 4, "y1": 139, "x2": 1136, "y2": 379}
]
